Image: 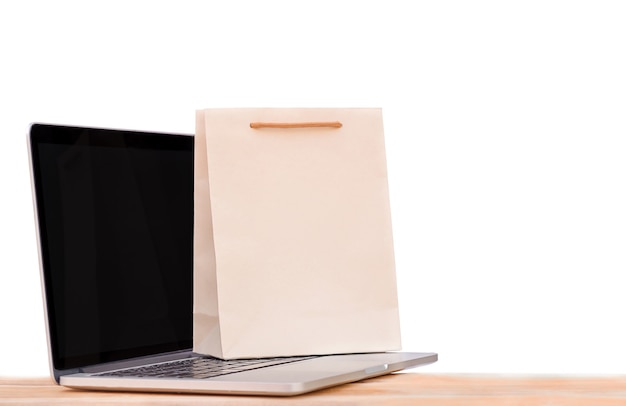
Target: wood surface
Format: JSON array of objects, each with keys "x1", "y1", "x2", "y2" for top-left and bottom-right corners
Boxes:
[{"x1": 2, "y1": 373, "x2": 626, "y2": 405}]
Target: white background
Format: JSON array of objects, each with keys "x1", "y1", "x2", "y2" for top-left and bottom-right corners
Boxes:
[{"x1": 1, "y1": 0, "x2": 625, "y2": 377}]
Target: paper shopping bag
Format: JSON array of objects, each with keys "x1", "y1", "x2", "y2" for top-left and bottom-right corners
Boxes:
[{"x1": 193, "y1": 108, "x2": 401, "y2": 359}]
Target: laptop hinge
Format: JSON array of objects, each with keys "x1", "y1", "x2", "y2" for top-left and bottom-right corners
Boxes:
[{"x1": 80, "y1": 349, "x2": 195, "y2": 374}]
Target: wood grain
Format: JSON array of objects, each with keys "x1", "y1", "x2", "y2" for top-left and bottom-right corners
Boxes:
[{"x1": 2, "y1": 374, "x2": 626, "y2": 405}]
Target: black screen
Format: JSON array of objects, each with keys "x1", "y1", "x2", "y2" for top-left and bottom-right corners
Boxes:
[{"x1": 30, "y1": 124, "x2": 193, "y2": 370}]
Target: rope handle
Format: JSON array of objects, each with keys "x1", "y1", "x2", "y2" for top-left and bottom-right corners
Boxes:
[{"x1": 250, "y1": 121, "x2": 342, "y2": 129}]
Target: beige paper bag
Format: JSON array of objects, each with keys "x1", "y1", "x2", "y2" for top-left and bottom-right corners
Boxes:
[{"x1": 193, "y1": 108, "x2": 401, "y2": 359}]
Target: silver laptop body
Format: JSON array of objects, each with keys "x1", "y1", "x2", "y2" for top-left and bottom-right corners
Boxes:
[{"x1": 28, "y1": 123, "x2": 437, "y2": 396}]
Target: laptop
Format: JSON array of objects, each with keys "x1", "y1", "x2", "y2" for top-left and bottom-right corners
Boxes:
[{"x1": 28, "y1": 123, "x2": 437, "y2": 396}]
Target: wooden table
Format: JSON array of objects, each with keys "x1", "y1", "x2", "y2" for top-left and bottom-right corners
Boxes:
[{"x1": 2, "y1": 373, "x2": 626, "y2": 405}]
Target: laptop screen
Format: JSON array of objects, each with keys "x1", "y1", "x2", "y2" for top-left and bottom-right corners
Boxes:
[{"x1": 30, "y1": 124, "x2": 193, "y2": 371}]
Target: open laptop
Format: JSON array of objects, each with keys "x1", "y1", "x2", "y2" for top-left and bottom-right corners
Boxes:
[{"x1": 28, "y1": 123, "x2": 437, "y2": 396}]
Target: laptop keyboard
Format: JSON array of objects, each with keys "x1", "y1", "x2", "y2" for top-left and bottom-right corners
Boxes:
[{"x1": 94, "y1": 355, "x2": 316, "y2": 379}]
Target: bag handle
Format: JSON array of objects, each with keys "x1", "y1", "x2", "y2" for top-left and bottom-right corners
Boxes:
[{"x1": 250, "y1": 121, "x2": 342, "y2": 129}]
